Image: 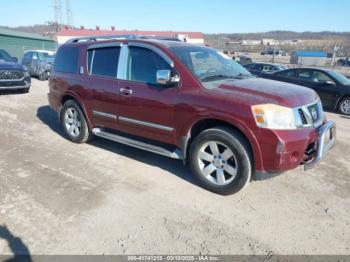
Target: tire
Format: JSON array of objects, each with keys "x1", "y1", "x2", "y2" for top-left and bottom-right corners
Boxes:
[
  {"x1": 338, "y1": 97, "x2": 350, "y2": 116},
  {"x1": 189, "y1": 127, "x2": 252, "y2": 195},
  {"x1": 39, "y1": 71, "x2": 48, "y2": 81},
  {"x1": 60, "y1": 100, "x2": 91, "y2": 143}
]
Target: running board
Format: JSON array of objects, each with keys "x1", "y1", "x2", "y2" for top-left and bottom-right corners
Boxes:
[{"x1": 92, "y1": 128, "x2": 182, "y2": 159}]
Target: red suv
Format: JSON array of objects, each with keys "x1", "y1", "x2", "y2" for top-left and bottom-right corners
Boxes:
[{"x1": 48, "y1": 36, "x2": 336, "y2": 195}]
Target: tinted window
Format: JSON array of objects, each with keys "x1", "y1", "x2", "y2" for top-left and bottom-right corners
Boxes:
[
  {"x1": 23, "y1": 52, "x2": 32, "y2": 60},
  {"x1": 89, "y1": 47, "x2": 120, "y2": 78},
  {"x1": 278, "y1": 69, "x2": 297, "y2": 78},
  {"x1": 54, "y1": 47, "x2": 79, "y2": 74},
  {"x1": 128, "y1": 47, "x2": 171, "y2": 84},
  {"x1": 0, "y1": 49, "x2": 12, "y2": 62},
  {"x1": 312, "y1": 71, "x2": 333, "y2": 84}
]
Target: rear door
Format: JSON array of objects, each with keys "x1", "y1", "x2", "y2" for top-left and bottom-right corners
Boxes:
[
  {"x1": 116, "y1": 43, "x2": 178, "y2": 144},
  {"x1": 88, "y1": 43, "x2": 121, "y2": 129}
]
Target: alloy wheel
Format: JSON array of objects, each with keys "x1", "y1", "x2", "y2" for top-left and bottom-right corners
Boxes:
[
  {"x1": 64, "y1": 108, "x2": 82, "y2": 137},
  {"x1": 340, "y1": 99, "x2": 350, "y2": 115},
  {"x1": 197, "y1": 141, "x2": 238, "y2": 186}
]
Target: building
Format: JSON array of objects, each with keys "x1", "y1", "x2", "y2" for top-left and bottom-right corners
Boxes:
[
  {"x1": 290, "y1": 50, "x2": 327, "y2": 66},
  {"x1": 56, "y1": 27, "x2": 204, "y2": 45},
  {"x1": 0, "y1": 28, "x2": 56, "y2": 59}
]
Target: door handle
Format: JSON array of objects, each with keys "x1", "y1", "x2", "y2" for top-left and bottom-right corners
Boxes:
[{"x1": 120, "y1": 87, "x2": 133, "y2": 95}]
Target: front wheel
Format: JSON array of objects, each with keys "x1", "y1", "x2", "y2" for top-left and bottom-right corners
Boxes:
[
  {"x1": 338, "y1": 97, "x2": 350, "y2": 116},
  {"x1": 189, "y1": 127, "x2": 252, "y2": 195},
  {"x1": 60, "y1": 100, "x2": 91, "y2": 143}
]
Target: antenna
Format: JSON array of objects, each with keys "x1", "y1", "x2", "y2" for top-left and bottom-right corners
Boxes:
[
  {"x1": 54, "y1": 0, "x2": 63, "y2": 31},
  {"x1": 65, "y1": 0, "x2": 74, "y2": 27}
]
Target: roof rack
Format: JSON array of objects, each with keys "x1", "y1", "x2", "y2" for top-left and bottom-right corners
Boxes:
[{"x1": 66, "y1": 34, "x2": 185, "y2": 44}]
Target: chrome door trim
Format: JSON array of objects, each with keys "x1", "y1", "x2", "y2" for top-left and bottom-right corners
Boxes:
[
  {"x1": 93, "y1": 110, "x2": 117, "y2": 120},
  {"x1": 118, "y1": 116, "x2": 174, "y2": 132},
  {"x1": 127, "y1": 42, "x2": 174, "y2": 68}
]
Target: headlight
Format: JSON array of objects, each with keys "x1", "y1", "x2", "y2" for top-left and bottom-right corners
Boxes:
[
  {"x1": 251, "y1": 104, "x2": 297, "y2": 130},
  {"x1": 23, "y1": 70, "x2": 30, "y2": 77}
]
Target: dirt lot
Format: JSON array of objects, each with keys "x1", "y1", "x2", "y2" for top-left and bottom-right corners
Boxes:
[{"x1": 0, "y1": 79, "x2": 349, "y2": 256}]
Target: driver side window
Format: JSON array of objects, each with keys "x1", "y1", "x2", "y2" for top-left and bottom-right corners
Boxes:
[{"x1": 127, "y1": 47, "x2": 172, "y2": 84}]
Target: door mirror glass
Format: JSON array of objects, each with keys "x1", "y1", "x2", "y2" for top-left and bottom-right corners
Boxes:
[
  {"x1": 11, "y1": 57, "x2": 18, "y2": 62},
  {"x1": 156, "y1": 70, "x2": 180, "y2": 85}
]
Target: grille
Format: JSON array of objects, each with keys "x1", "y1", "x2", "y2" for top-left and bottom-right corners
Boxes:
[
  {"x1": 307, "y1": 103, "x2": 320, "y2": 123},
  {"x1": 0, "y1": 70, "x2": 24, "y2": 80},
  {"x1": 297, "y1": 101, "x2": 322, "y2": 128}
]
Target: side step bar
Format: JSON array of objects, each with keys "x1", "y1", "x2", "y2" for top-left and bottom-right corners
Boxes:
[{"x1": 92, "y1": 128, "x2": 183, "y2": 159}]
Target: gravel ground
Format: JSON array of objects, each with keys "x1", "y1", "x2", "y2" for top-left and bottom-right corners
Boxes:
[{"x1": 0, "y1": 79, "x2": 349, "y2": 256}]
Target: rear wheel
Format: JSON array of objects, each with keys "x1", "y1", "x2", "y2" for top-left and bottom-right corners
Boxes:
[
  {"x1": 338, "y1": 97, "x2": 350, "y2": 116},
  {"x1": 189, "y1": 127, "x2": 252, "y2": 195},
  {"x1": 60, "y1": 100, "x2": 91, "y2": 143},
  {"x1": 39, "y1": 71, "x2": 48, "y2": 81}
]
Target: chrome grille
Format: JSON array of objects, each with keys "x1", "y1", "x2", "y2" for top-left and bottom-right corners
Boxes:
[
  {"x1": 296, "y1": 101, "x2": 323, "y2": 128},
  {"x1": 0, "y1": 70, "x2": 24, "y2": 80}
]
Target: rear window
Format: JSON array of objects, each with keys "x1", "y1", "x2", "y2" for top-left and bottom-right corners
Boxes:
[
  {"x1": 88, "y1": 47, "x2": 120, "y2": 78},
  {"x1": 54, "y1": 46, "x2": 79, "y2": 74}
]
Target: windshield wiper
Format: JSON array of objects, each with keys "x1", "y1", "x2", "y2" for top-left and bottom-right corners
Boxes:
[{"x1": 200, "y1": 74, "x2": 236, "y2": 82}]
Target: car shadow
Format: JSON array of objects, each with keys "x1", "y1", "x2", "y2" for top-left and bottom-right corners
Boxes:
[
  {"x1": 0, "y1": 90, "x2": 27, "y2": 96},
  {"x1": 0, "y1": 225, "x2": 32, "y2": 262},
  {"x1": 36, "y1": 105, "x2": 198, "y2": 187}
]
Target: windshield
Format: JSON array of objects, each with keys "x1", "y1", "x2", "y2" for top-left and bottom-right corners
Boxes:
[
  {"x1": 169, "y1": 46, "x2": 251, "y2": 83},
  {"x1": 328, "y1": 71, "x2": 350, "y2": 85},
  {"x1": 0, "y1": 49, "x2": 12, "y2": 62},
  {"x1": 38, "y1": 52, "x2": 55, "y2": 62}
]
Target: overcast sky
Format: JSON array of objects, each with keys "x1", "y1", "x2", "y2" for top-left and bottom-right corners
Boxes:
[{"x1": 1, "y1": 0, "x2": 349, "y2": 33}]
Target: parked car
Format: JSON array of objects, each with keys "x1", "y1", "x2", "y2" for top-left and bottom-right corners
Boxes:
[
  {"x1": 48, "y1": 37, "x2": 336, "y2": 195},
  {"x1": 22, "y1": 50, "x2": 55, "y2": 80},
  {"x1": 0, "y1": 49, "x2": 31, "y2": 93},
  {"x1": 236, "y1": 55, "x2": 252, "y2": 65},
  {"x1": 336, "y1": 58, "x2": 350, "y2": 67},
  {"x1": 262, "y1": 67, "x2": 350, "y2": 115},
  {"x1": 261, "y1": 49, "x2": 286, "y2": 56},
  {"x1": 244, "y1": 63, "x2": 287, "y2": 76}
]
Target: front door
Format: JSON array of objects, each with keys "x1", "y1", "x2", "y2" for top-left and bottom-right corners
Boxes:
[{"x1": 116, "y1": 45, "x2": 178, "y2": 145}]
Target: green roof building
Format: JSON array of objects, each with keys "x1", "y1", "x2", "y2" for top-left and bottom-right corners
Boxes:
[{"x1": 0, "y1": 28, "x2": 57, "y2": 59}]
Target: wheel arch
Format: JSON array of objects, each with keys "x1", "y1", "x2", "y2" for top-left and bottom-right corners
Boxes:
[
  {"x1": 181, "y1": 117, "x2": 263, "y2": 172},
  {"x1": 336, "y1": 94, "x2": 350, "y2": 111},
  {"x1": 59, "y1": 93, "x2": 92, "y2": 129}
]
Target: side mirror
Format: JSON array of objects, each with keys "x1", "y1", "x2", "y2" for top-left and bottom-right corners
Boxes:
[
  {"x1": 156, "y1": 70, "x2": 179, "y2": 85},
  {"x1": 325, "y1": 80, "x2": 336, "y2": 85},
  {"x1": 11, "y1": 57, "x2": 18, "y2": 63}
]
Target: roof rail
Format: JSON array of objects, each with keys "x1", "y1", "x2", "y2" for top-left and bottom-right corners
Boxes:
[
  {"x1": 66, "y1": 34, "x2": 185, "y2": 44},
  {"x1": 66, "y1": 34, "x2": 141, "y2": 43}
]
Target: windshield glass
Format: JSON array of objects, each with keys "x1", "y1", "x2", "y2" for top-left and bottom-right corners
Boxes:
[
  {"x1": 38, "y1": 52, "x2": 55, "y2": 62},
  {"x1": 169, "y1": 46, "x2": 251, "y2": 82},
  {"x1": 328, "y1": 71, "x2": 350, "y2": 85},
  {"x1": 0, "y1": 50, "x2": 12, "y2": 62}
]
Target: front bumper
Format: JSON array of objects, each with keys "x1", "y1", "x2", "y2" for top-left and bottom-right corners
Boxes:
[
  {"x1": 304, "y1": 120, "x2": 336, "y2": 170},
  {"x1": 0, "y1": 78, "x2": 31, "y2": 90},
  {"x1": 257, "y1": 120, "x2": 336, "y2": 173}
]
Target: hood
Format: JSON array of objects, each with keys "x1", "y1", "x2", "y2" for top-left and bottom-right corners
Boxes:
[
  {"x1": 204, "y1": 77, "x2": 319, "y2": 108},
  {"x1": 0, "y1": 61, "x2": 26, "y2": 71}
]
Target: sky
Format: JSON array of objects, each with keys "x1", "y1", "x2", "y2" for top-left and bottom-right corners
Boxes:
[{"x1": 1, "y1": 0, "x2": 349, "y2": 33}]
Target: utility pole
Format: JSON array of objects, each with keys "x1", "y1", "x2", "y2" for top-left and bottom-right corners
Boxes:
[
  {"x1": 331, "y1": 44, "x2": 338, "y2": 69},
  {"x1": 65, "y1": 0, "x2": 74, "y2": 27},
  {"x1": 54, "y1": 0, "x2": 63, "y2": 32}
]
